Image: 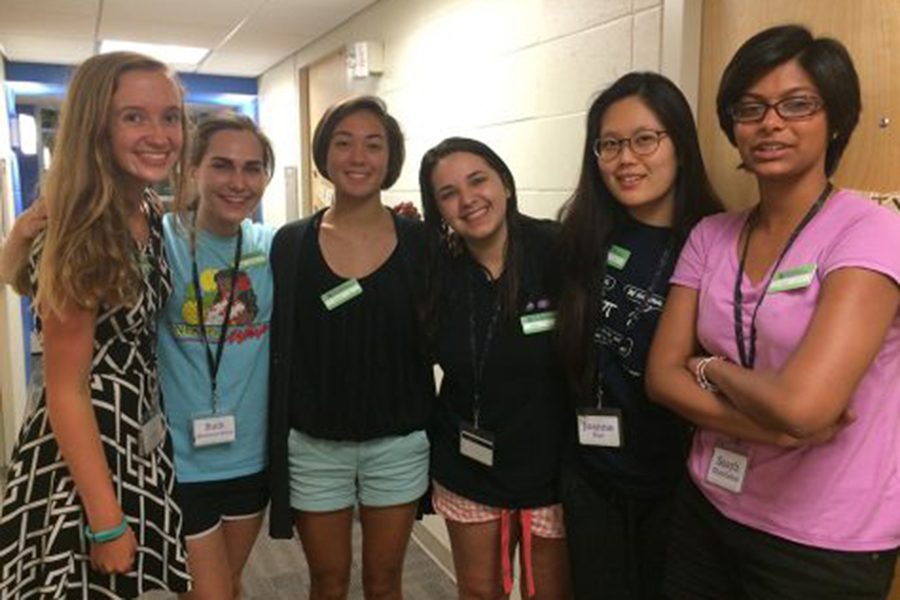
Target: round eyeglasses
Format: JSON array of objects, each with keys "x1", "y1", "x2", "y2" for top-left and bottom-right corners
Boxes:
[
  {"x1": 729, "y1": 96, "x2": 825, "y2": 123},
  {"x1": 593, "y1": 130, "x2": 668, "y2": 162}
]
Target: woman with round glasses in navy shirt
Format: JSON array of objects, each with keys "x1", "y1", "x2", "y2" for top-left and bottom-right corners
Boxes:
[{"x1": 555, "y1": 72, "x2": 720, "y2": 599}]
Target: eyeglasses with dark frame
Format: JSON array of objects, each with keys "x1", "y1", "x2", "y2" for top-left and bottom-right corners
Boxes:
[
  {"x1": 729, "y1": 95, "x2": 825, "y2": 123},
  {"x1": 593, "y1": 130, "x2": 668, "y2": 162}
]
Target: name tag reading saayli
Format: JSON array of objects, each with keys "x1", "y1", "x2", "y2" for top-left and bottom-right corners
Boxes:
[
  {"x1": 321, "y1": 278, "x2": 363, "y2": 310},
  {"x1": 767, "y1": 263, "x2": 816, "y2": 293},
  {"x1": 706, "y1": 446, "x2": 748, "y2": 493}
]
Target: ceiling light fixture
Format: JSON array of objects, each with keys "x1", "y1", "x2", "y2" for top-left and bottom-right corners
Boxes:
[{"x1": 99, "y1": 40, "x2": 209, "y2": 66}]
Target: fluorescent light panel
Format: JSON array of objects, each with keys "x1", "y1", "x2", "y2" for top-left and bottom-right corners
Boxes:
[
  {"x1": 99, "y1": 40, "x2": 209, "y2": 66},
  {"x1": 18, "y1": 114, "x2": 38, "y2": 156}
]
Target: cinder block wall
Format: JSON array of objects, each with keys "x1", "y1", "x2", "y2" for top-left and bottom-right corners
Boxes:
[{"x1": 258, "y1": 0, "x2": 667, "y2": 225}]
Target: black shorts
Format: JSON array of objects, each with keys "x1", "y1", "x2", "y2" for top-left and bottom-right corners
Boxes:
[
  {"x1": 664, "y1": 478, "x2": 899, "y2": 600},
  {"x1": 174, "y1": 471, "x2": 269, "y2": 538}
]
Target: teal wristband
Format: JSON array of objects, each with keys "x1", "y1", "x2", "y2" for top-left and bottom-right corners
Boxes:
[{"x1": 84, "y1": 517, "x2": 128, "y2": 543}]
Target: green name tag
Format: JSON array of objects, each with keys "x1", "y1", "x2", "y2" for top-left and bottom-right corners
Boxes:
[
  {"x1": 607, "y1": 245, "x2": 631, "y2": 270},
  {"x1": 239, "y1": 251, "x2": 267, "y2": 269},
  {"x1": 520, "y1": 310, "x2": 556, "y2": 335},
  {"x1": 768, "y1": 263, "x2": 817, "y2": 293},
  {"x1": 321, "y1": 278, "x2": 363, "y2": 310}
]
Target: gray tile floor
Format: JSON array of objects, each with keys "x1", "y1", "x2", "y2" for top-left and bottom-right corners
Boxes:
[{"x1": 144, "y1": 516, "x2": 457, "y2": 599}]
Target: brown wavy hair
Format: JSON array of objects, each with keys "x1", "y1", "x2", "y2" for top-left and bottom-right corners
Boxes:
[{"x1": 34, "y1": 52, "x2": 188, "y2": 317}]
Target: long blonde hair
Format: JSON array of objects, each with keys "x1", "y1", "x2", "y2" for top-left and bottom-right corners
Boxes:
[{"x1": 35, "y1": 52, "x2": 188, "y2": 317}]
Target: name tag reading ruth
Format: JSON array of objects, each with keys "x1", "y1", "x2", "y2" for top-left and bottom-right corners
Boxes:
[
  {"x1": 577, "y1": 407, "x2": 623, "y2": 448},
  {"x1": 321, "y1": 279, "x2": 363, "y2": 310},
  {"x1": 192, "y1": 414, "x2": 236, "y2": 447}
]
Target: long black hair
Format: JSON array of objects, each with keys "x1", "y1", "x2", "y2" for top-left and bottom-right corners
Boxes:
[{"x1": 555, "y1": 72, "x2": 721, "y2": 403}]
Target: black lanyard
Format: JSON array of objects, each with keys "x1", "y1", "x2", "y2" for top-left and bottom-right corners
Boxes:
[
  {"x1": 733, "y1": 183, "x2": 832, "y2": 369},
  {"x1": 190, "y1": 223, "x2": 244, "y2": 413},
  {"x1": 467, "y1": 267, "x2": 502, "y2": 429},
  {"x1": 593, "y1": 239, "x2": 673, "y2": 407},
  {"x1": 139, "y1": 194, "x2": 163, "y2": 414}
]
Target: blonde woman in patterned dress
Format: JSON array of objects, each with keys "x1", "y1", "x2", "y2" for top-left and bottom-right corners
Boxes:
[{"x1": 0, "y1": 52, "x2": 191, "y2": 598}]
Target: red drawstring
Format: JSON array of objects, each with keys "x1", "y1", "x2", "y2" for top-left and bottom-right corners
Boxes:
[
  {"x1": 520, "y1": 509, "x2": 535, "y2": 597},
  {"x1": 501, "y1": 510, "x2": 513, "y2": 595},
  {"x1": 499, "y1": 509, "x2": 536, "y2": 598}
]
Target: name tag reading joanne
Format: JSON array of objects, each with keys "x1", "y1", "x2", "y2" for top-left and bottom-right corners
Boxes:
[
  {"x1": 577, "y1": 407, "x2": 623, "y2": 448},
  {"x1": 768, "y1": 263, "x2": 817, "y2": 293},
  {"x1": 321, "y1": 279, "x2": 363, "y2": 310},
  {"x1": 459, "y1": 424, "x2": 495, "y2": 467},
  {"x1": 193, "y1": 413, "x2": 236, "y2": 447},
  {"x1": 520, "y1": 311, "x2": 557, "y2": 335}
]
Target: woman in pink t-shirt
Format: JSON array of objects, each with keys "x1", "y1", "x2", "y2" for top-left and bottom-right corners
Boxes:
[{"x1": 647, "y1": 25, "x2": 900, "y2": 599}]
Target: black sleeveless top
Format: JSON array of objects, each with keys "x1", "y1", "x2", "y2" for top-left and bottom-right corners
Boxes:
[{"x1": 288, "y1": 209, "x2": 433, "y2": 441}]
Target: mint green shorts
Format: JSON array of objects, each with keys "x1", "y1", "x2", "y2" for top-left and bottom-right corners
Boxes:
[{"x1": 287, "y1": 429, "x2": 430, "y2": 512}]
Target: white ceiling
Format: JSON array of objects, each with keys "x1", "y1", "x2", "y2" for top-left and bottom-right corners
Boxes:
[{"x1": 0, "y1": 0, "x2": 377, "y2": 77}]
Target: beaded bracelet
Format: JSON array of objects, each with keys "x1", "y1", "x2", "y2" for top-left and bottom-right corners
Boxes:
[
  {"x1": 694, "y1": 356, "x2": 724, "y2": 393},
  {"x1": 84, "y1": 517, "x2": 128, "y2": 544}
]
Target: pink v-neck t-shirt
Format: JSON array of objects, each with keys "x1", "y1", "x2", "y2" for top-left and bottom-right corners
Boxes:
[{"x1": 671, "y1": 189, "x2": 900, "y2": 551}]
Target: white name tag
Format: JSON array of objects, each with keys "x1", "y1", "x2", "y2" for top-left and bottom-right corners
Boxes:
[
  {"x1": 520, "y1": 310, "x2": 556, "y2": 335},
  {"x1": 321, "y1": 279, "x2": 363, "y2": 310},
  {"x1": 459, "y1": 425, "x2": 495, "y2": 467},
  {"x1": 577, "y1": 408, "x2": 623, "y2": 448},
  {"x1": 139, "y1": 410, "x2": 166, "y2": 457},
  {"x1": 192, "y1": 414, "x2": 237, "y2": 447},
  {"x1": 706, "y1": 446, "x2": 748, "y2": 493},
  {"x1": 768, "y1": 263, "x2": 816, "y2": 293}
]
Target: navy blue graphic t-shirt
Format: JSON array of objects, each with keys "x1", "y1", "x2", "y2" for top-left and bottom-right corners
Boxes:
[{"x1": 577, "y1": 217, "x2": 690, "y2": 497}]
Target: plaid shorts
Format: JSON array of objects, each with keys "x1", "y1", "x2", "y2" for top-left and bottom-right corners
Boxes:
[{"x1": 431, "y1": 481, "x2": 566, "y2": 539}]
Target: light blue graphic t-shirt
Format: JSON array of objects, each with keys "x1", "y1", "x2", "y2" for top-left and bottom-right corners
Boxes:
[{"x1": 159, "y1": 213, "x2": 273, "y2": 482}]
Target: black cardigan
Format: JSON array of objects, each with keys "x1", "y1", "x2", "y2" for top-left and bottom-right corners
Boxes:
[{"x1": 267, "y1": 213, "x2": 432, "y2": 538}]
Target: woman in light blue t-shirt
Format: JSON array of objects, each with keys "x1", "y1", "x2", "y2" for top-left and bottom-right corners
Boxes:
[{"x1": 158, "y1": 114, "x2": 276, "y2": 600}]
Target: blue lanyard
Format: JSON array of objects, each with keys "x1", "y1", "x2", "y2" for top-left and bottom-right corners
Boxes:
[{"x1": 733, "y1": 183, "x2": 831, "y2": 368}]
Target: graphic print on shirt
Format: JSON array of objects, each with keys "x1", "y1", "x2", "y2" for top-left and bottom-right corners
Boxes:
[
  {"x1": 175, "y1": 250, "x2": 270, "y2": 342},
  {"x1": 595, "y1": 272, "x2": 666, "y2": 372}
]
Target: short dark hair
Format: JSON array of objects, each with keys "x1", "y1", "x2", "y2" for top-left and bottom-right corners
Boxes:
[
  {"x1": 312, "y1": 95, "x2": 405, "y2": 189},
  {"x1": 716, "y1": 24, "x2": 861, "y2": 176}
]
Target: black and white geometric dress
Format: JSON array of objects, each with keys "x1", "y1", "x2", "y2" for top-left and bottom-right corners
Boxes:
[{"x1": 0, "y1": 201, "x2": 191, "y2": 598}]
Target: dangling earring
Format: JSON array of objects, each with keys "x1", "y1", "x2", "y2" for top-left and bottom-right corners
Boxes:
[{"x1": 441, "y1": 220, "x2": 462, "y2": 255}]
